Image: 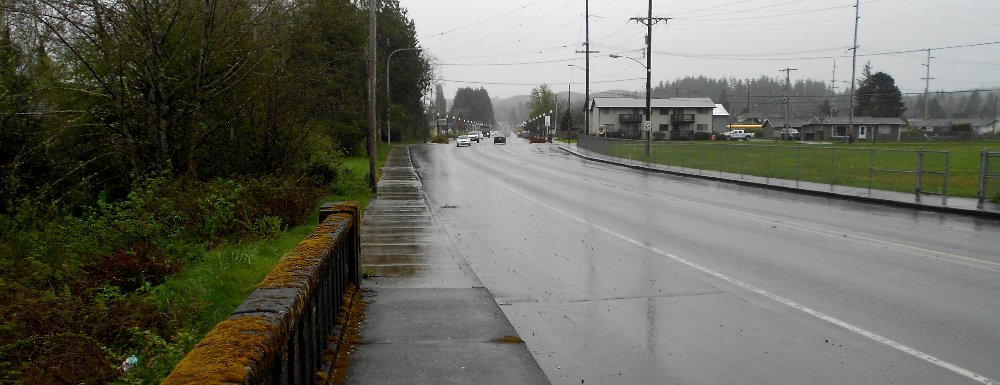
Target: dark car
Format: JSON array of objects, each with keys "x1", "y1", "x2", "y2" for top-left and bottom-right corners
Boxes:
[{"x1": 493, "y1": 135, "x2": 506, "y2": 144}]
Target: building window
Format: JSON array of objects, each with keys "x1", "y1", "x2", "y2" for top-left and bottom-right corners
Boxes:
[
  {"x1": 697, "y1": 124, "x2": 708, "y2": 131},
  {"x1": 619, "y1": 114, "x2": 642, "y2": 123},
  {"x1": 658, "y1": 108, "x2": 668, "y2": 115},
  {"x1": 658, "y1": 124, "x2": 670, "y2": 132},
  {"x1": 602, "y1": 108, "x2": 610, "y2": 115},
  {"x1": 835, "y1": 125, "x2": 847, "y2": 137}
]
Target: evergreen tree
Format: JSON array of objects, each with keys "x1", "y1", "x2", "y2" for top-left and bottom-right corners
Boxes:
[
  {"x1": 817, "y1": 99, "x2": 833, "y2": 117},
  {"x1": 928, "y1": 97, "x2": 947, "y2": 119},
  {"x1": 854, "y1": 63, "x2": 905, "y2": 117},
  {"x1": 435, "y1": 84, "x2": 447, "y2": 116},
  {"x1": 964, "y1": 91, "x2": 982, "y2": 118},
  {"x1": 449, "y1": 87, "x2": 495, "y2": 126}
]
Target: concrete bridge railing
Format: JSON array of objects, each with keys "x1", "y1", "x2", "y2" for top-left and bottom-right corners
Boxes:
[{"x1": 162, "y1": 201, "x2": 361, "y2": 385}]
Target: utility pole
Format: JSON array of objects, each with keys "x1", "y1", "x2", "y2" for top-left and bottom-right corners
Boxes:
[
  {"x1": 830, "y1": 60, "x2": 837, "y2": 117},
  {"x1": 780, "y1": 67, "x2": 797, "y2": 138},
  {"x1": 744, "y1": 79, "x2": 751, "y2": 114},
  {"x1": 366, "y1": 0, "x2": 378, "y2": 192},
  {"x1": 922, "y1": 49, "x2": 934, "y2": 121},
  {"x1": 575, "y1": 0, "x2": 597, "y2": 135},
  {"x1": 568, "y1": 83, "x2": 572, "y2": 140},
  {"x1": 830, "y1": 60, "x2": 837, "y2": 92},
  {"x1": 847, "y1": 0, "x2": 860, "y2": 144},
  {"x1": 630, "y1": 0, "x2": 669, "y2": 157}
]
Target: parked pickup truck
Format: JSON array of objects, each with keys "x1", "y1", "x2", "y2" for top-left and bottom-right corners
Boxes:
[{"x1": 723, "y1": 129, "x2": 755, "y2": 141}]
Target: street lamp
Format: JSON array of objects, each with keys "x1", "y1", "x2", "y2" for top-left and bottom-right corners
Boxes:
[
  {"x1": 387, "y1": 47, "x2": 422, "y2": 145},
  {"x1": 610, "y1": 53, "x2": 652, "y2": 156},
  {"x1": 549, "y1": 109, "x2": 554, "y2": 142}
]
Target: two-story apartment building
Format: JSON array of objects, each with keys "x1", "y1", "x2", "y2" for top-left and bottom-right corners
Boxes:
[{"x1": 588, "y1": 97, "x2": 717, "y2": 139}]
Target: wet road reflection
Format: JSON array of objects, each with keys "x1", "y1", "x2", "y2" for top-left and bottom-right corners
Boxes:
[{"x1": 407, "y1": 140, "x2": 1000, "y2": 385}]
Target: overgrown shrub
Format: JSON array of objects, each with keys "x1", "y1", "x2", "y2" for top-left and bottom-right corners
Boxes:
[
  {"x1": 652, "y1": 131, "x2": 666, "y2": 140},
  {"x1": 431, "y1": 134, "x2": 449, "y2": 144},
  {"x1": 0, "y1": 172, "x2": 328, "y2": 384}
]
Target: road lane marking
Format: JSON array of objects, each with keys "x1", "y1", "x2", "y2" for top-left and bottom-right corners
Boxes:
[
  {"x1": 491, "y1": 147, "x2": 999, "y2": 270},
  {"x1": 579, "y1": 175, "x2": 1000, "y2": 269},
  {"x1": 488, "y1": 177, "x2": 999, "y2": 385}
]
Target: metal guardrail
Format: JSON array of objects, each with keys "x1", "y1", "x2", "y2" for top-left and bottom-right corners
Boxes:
[
  {"x1": 162, "y1": 201, "x2": 361, "y2": 385},
  {"x1": 578, "y1": 135, "x2": 956, "y2": 197},
  {"x1": 980, "y1": 151, "x2": 1000, "y2": 205}
]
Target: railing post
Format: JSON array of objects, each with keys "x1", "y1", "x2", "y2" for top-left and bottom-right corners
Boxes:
[
  {"x1": 796, "y1": 145, "x2": 802, "y2": 188},
  {"x1": 979, "y1": 149, "x2": 988, "y2": 205},
  {"x1": 916, "y1": 149, "x2": 924, "y2": 195},
  {"x1": 719, "y1": 142, "x2": 723, "y2": 178},
  {"x1": 741, "y1": 144, "x2": 747, "y2": 180},
  {"x1": 652, "y1": 140, "x2": 656, "y2": 165},
  {"x1": 831, "y1": 147, "x2": 837, "y2": 190},
  {"x1": 943, "y1": 151, "x2": 951, "y2": 199},
  {"x1": 868, "y1": 148, "x2": 874, "y2": 193},
  {"x1": 766, "y1": 144, "x2": 771, "y2": 185}
]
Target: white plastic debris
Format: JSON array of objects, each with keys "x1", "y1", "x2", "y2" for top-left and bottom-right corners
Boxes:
[{"x1": 120, "y1": 355, "x2": 138, "y2": 372}]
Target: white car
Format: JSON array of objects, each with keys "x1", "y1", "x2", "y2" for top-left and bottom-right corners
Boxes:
[
  {"x1": 468, "y1": 131, "x2": 482, "y2": 142},
  {"x1": 456, "y1": 135, "x2": 472, "y2": 147}
]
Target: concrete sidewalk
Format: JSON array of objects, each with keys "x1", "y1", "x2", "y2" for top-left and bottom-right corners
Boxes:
[
  {"x1": 345, "y1": 146, "x2": 550, "y2": 385},
  {"x1": 560, "y1": 143, "x2": 1000, "y2": 221}
]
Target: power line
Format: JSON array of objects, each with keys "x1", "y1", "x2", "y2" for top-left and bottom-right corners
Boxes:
[
  {"x1": 439, "y1": 77, "x2": 645, "y2": 86},
  {"x1": 652, "y1": 41, "x2": 1000, "y2": 62},
  {"x1": 422, "y1": 0, "x2": 549, "y2": 39},
  {"x1": 433, "y1": 40, "x2": 998, "y2": 95}
]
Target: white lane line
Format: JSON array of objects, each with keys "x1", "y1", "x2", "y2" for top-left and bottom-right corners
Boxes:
[
  {"x1": 500, "y1": 147, "x2": 999, "y2": 270},
  {"x1": 489, "y1": 178, "x2": 999, "y2": 385}
]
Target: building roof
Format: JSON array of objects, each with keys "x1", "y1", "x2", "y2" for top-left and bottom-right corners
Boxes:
[
  {"x1": 805, "y1": 116, "x2": 906, "y2": 126},
  {"x1": 714, "y1": 104, "x2": 730, "y2": 117},
  {"x1": 909, "y1": 118, "x2": 996, "y2": 128},
  {"x1": 589, "y1": 97, "x2": 717, "y2": 110},
  {"x1": 766, "y1": 117, "x2": 812, "y2": 129}
]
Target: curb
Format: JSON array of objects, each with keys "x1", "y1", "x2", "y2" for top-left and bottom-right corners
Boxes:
[{"x1": 559, "y1": 145, "x2": 1000, "y2": 221}]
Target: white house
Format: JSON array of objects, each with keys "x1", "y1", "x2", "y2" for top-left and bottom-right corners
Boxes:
[
  {"x1": 587, "y1": 97, "x2": 717, "y2": 139},
  {"x1": 713, "y1": 104, "x2": 731, "y2": 133}
]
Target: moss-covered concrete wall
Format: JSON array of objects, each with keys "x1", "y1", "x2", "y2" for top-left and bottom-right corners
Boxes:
[{"x1": 161, "y1": 201, "x2": 359, "y2": 385}]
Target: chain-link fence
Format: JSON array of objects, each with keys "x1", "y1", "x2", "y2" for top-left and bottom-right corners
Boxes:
[
  {"x1": 578, "y1": 135, "x2": 957, "y2": 197},
  {"x1": 979, "y1": 151, "x2": 1000, "y2": 205}
]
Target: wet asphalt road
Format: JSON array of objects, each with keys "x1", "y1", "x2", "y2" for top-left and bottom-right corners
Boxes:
[{"x1": 409, "y1": 138, "x2": 1000, "y2": 385}]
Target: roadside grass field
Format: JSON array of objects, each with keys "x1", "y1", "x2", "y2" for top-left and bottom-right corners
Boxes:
[{"x1": 604, "y1": 140, "x2": 1000, "y2": 198}]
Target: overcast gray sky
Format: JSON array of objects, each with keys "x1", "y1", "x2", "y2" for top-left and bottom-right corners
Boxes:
[{"x1": 397, "y1": 0, "x2": 1000, "y2": 101}]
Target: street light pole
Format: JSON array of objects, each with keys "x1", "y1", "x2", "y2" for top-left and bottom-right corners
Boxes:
[
  {"x1": 386, "y1": 47, "x2": 421, "y2": 145},
  {"x1": 609, "y1": 52, "x2": 652, "y2": 152}
]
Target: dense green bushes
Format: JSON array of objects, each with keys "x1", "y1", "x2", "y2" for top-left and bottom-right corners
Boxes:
[
  {"x1": 0, "y1": 172, "x2": 332, "y2": 384},
  {"x1": 0, "y1": 0, "x2": 429, "y2": 381}
]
